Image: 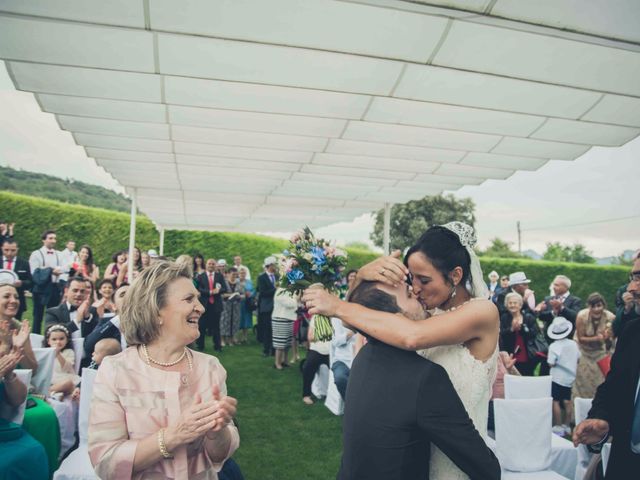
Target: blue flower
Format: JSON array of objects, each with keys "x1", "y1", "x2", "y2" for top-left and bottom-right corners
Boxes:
[
  {"x1": 282, "y1": 249, "x2": 290, "y2": 256},
  {"x1": 310, "y1": 246, "x2": 326, "y2": 266},
  {"x1": 287, "y1": 269, "x2": 305, "y2": 284}
]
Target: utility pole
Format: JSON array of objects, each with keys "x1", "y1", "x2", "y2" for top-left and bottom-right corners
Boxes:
[{"x1": 517, "y1": 221, "x2": 522, "y2": 254}]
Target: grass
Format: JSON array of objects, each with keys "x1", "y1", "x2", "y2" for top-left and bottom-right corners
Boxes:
[{"x1": 206, "y1": 336, "x2": 344, "y2": 480}]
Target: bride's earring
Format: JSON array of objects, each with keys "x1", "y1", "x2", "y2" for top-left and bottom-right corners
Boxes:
[{"x1": 449, "y1": 284, "x2": 457, "y2": 300}]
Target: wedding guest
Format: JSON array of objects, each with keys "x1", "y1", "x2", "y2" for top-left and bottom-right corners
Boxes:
[
  {"x1": 535, "y1": 275, "x2": 583, "y2": 329},
  {"x1": 2, "y1": 240, "x2": 32, "y2": 320},
  {"x1": 302, "y1": 316, "x2": 331, "y2": 405},
  {"x1": 116, "y1": 247, "x2": 143, "y2": 287},
  {"x1": 613, "y1": 289, "x2": 639, "y2": 338},
  {"x1": 487, "y1": 270, "x2": 499, "y2": 301},
  {"x1": 330, "y1": 318, "x2": 356, "y2": 401},
  {"x1": 196, "y1": 259, "x2": 227, "y2": 352},
  {"x1": 237, "y1": 267, "x2": 254, "y2": 345},
  {"x1": 256, "y1": 257, "x2": 278, "y2": 357},
  {"x1": 0, "y1": 347, "x2": 49, "y2": 479},
  {"x1": 88, "y1": 260, "x2": 239, "y2": 479},
  {"x1": 488, "y1": 351, "x2": 520, "y2": 430},
  {"x1": 216, "y1": 259, "x2": 228, "y2": 276},
  {"x1": 72, "y1": 245, "x2": 100, "y2": 285},
  {"x1": 0, "y1": 283, "x2": 37, "y2": 371},
  {"x1": 93, "y1": 279, "x2": 116, "y2": 319},
  {"x1": 573, "y1": 293, "x2": 615, "y2": 399},
  {"x1": 43, "y1": 324, "x2": 80, "y2": 399},
  {"x1": 83, "y1": 283, "x2": 130, "y2": 361},
  {"x1": 141, "y1": 251, "x2": 152, "y2": 269},
  {"x1": 271, "y1": 287, "x2": 298, "y2": 370},
  {"x1": 573, "y1": 259, "x2": 640, "y2": 477},
  {"x1": 496, "y1": 271, "x2": 535, "y2": 315},
  {"x1": 44, "y1": 276, "x2": 97, "y2": 338},
  {"x1": 88, "y1": 338, "x2": 121, "y2": 369},
  {"x1": 547, "y1": 317, "x2": 580, "y2": 436},
  {"x1": 104, "y1": 250, "x2": 127, "y2": 282},
  {"x1": 0, "y1": 220, "x2": 14, "y2": 248},
  {"x1": 193, "y1": 254, "x2": 206, "y2": 279},
  {"x1": 233, "y1": 256, "x2": 250, "y2": 280},
  {"x1": 221, "y1": 268, "x2": 242, "y2": 347},
  {"x1": 499, "y1": 292, "x2": 539, "y2": 376},
  {"x1": 58, "y1": 239, "x2": 78, "y2": 288},
  {"x1": 29, "y1": 230, "x2": 68, "y2": 334},
  {"x1": 346, "y1": 270, "x2": 358, "y2": 293}
]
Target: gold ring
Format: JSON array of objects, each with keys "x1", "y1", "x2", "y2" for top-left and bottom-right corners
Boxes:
[{"x1": 379, "y1": 268, "x2": 386, "y2": 275}]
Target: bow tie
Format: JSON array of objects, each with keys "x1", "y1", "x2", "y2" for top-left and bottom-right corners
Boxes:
[
  {"x1": 69, "y1": 305, "x2": 78, "y2": 312},
  {"x1": 47, "y1": 251, "x2": 54, "y2": 255}
]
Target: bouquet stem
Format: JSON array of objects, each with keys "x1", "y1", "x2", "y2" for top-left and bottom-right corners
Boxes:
[{"x1": 309, "y1": 283, "x2": 334, "y2": 342}]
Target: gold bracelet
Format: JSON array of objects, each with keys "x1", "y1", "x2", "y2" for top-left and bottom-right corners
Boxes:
[{"x1": 157, "y1": 429, "x2": 173, "y2": 459}]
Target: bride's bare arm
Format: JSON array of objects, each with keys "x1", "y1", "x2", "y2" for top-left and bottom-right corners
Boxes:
[{"x1": 303, "y1": 290, "x2": 497, "y2": 351}]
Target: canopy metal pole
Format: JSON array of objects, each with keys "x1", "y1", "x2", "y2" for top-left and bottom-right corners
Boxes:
[
  {"x1": 127, "y1": 188, "x2": 137, "y2": 279},
  {"x1": 383, "y1": 202, "x2": 391, "y2": 255},
  {"x1": 159, "y1": 227, "x2": 165, "y2": 256}
]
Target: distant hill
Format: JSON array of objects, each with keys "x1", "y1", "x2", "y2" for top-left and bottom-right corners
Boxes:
[{"x1": 0, "y1": 165, "x2": 130, "y2": 212}]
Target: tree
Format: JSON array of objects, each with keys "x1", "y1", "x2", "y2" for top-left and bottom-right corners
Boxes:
[
  {"x1": 478, "y1": 238, "x2": 523, "y2": 258},
  {"x1": 542, "y1": 242, "x2": 596, "y2": 264},
  {"x1": 370, "y1": 194, "x2": 476, "y2": 251}
]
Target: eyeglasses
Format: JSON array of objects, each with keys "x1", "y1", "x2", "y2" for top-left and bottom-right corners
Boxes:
[{"x1": 629, "y1": 271, "x2": 640, "y2": 283}]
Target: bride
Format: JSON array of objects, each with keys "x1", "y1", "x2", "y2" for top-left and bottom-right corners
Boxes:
[{"x1": 303, "y1": 222, "x2": 499, "y2": 480}]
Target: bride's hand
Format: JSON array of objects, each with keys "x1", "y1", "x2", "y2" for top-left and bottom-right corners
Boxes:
[
  {"x1": 356, "y1": 250, "x2": 408, "y2": 287},
  {"x1": 303, "y1": 289, "x2": 342, "y2": 317}
]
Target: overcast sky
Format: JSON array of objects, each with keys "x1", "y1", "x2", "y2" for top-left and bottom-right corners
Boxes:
[{"x1": 1, "y1": 62, "x2": 637, "y2": 258}]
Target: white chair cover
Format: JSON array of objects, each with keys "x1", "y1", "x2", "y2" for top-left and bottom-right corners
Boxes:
[
  {"x1": 324, "y1": 368, "x2": 344, "y2": 415},
  {"x1": 31, "y1": 347, "x2": 56, "y2": 395},
  {"x1": 72, "y1": 337, "x2": 84, "y2": 374},
  {"x1": 549, "y1": 434, "x2": 578, "y2": 479},
  {"x1": 311, "y1": 364, "x2": 329, "y2": 398},
  {"x1": 53, "y1": 368, "x2": 99, "y2": 480},
  {"x1": 601, "y1": 443, "x2": 611, "y2": 476},
  {"x1": 504, "y1": 374, "x2": 552, "y2": 399},
  {"x1": 30, "y1": 332, "x2": 44, "y2": 349},
  {"x1": 0, "y1": 369, "x2": 32, "y2": 425},
  {"x1": 49, "y1": 396, "x2": 77, "y2": 458},
  {"x1": 502, "y1": 472, "x2": 569, "y2": 479},
  {"x1": 574, "y1": 397, "x2": 593, "y2": 480},
  {"x1": 494, "y1": 397, "x2": 553, "y2": 472}
]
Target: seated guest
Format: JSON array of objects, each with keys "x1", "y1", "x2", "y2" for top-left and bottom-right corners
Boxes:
[
  {"x1": 89, "y1": 338, "x2": 122, "y2": 369},
  {"x1": 488, "y1": 351, "x2": 520, "y2": 431},
  {"x1": 92, "y1": 279, "x2": 116, "y2": 319},
  {"x1": 104, "y1": 250, "x2": 127, "y2": 283},
  {"x1": 499, "y1": 292, "x2": 539, "y2": 376},
  {"x1": 0, "y1": 283, "x2": 60, "y2": 474},
  {"x1": 88, "y1": 261, "x2": 240, "y2": 479},
  {"x1": 337, "y1": 280, "x2": 500, "y2": 480},
  {"x1": 0, "y1": 348, "x2": 49, "y2": 480},
  {"x1": 1, "y1": 240, "x2": 32, "y2": 320},
  {"x1": 43, "y1": 324, "x2": 80, "y2": 399},
  {"x1": 83, "y1": 284, "x2": 130, "y2": 364},
  {"x1": 44, "y1": 276, "x2": 97, "y2": 338},
  {"x1": 301, "y1": 316, "x2": 331, "y2": 405},
  {"x1": 330, "y1": 317, "x2": 355, "y2": 401}
]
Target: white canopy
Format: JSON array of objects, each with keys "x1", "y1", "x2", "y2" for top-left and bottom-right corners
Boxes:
[{"x1": 1, "y1": 0, "x2": 639, "y2": 233}]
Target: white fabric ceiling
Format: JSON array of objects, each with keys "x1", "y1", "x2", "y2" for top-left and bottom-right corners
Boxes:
[{"x1": 1, "y1": 0, "x2": 639, "y2": 232}]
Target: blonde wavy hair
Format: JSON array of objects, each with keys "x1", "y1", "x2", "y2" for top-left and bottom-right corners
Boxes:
[{"x1": 120, "y1": 260, "x2": 192, "y2": 346}]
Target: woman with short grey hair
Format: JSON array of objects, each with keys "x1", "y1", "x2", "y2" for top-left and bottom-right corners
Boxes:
[{"x1": 88, "y1": 261, "x2": 239, "y2": 479}]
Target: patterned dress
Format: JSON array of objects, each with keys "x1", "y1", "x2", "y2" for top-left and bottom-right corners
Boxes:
[{"x1": 220, "y1": 281, "x2": 244, "y2": 337}]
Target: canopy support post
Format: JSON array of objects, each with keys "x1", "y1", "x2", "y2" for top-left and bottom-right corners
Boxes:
[
  {"x1": 383, "y1": 203, "x2": 391, "y2": 255},
  {"x1": 127, "y1": 188, "x2": 137, "y2": 278},
  {"x1": 159, "y1": 227, "x2": 165, "y2": 256}
]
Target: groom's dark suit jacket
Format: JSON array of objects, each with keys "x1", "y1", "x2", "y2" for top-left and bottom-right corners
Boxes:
[{"x1": 338, "y1": 338, "x2": 500, "y2": 480}]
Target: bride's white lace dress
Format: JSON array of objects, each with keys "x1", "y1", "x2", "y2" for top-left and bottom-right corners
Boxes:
[{"x1": 418, "y1": 313, "x2": 498, "y2": 480}]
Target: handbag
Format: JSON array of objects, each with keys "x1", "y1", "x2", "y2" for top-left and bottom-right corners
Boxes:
[
  {"x1": 525, "y1": 327, "x2": 549, "y2": 360},
  {"x1": 597, "y1": 355, "x2": 611, "y2": 377}
]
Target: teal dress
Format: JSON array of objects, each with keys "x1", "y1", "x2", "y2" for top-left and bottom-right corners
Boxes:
[{"x1": 0, "y1": 383, "x2": 49, "y2": 480}]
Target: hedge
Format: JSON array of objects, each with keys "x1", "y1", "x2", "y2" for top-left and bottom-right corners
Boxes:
[
  {"x1": 1, "y1": 191, "x2": 627, "y2": 306},
  {"x1": 0, "y1": 191, "x2": 377, "y2": 277}
]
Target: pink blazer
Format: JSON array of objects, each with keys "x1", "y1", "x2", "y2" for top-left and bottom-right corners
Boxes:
[{"x1": 88, "y1": 347, "x2": 240, "y2": 479}]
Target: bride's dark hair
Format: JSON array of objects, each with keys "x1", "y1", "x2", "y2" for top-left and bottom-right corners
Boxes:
[{"x1": 404, "y1": 226, "x2": 471, "y2": 286}]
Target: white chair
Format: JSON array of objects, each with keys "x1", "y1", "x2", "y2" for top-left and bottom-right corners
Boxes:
[
  {"x1": 324, "y1": 368, "x2": 344, "y2": 415},
  {"x1": 30, "y1": 332, "x2": 44, "y2": 349},
  {"x1": 504, "y1": 374, "x2": 552, "y2": 399},
  {"x1": 574, "y1": 397, "x2": 593, "y2": 480},
  {"x1": 601, "y1": 443, "x2": 611, "y2": 476},
  {"x1": 54, "y1": 368, "x2": 99, "y2": 480},
  {"x1": 494, "y1": 397, "x2": 569, "y2": 479},
  {"x1": 0, "y1": 369, "x2": 32, "y2": 425},
  {"x1": 311, "y1": 364, "x2": 329, "y2": 399},
  {"x1": 72, "y1": 337, "x2": 85, "y2": 374},
  {"x1": 31, "y1": 347, "x2": 56, "y2": 395}
]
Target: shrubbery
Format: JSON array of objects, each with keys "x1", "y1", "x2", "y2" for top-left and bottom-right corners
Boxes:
[{"x1": 2, "y1": 191, "x2": 627, "y2": 306}]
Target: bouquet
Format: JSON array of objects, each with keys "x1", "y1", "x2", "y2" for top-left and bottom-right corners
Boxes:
[{"x1": 279, "y1": 227, "x2": 348, "y2": 341}]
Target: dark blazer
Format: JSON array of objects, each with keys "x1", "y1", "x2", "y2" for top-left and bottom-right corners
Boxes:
[
  {"x1": 538, "y1": 294, "x2": 582, "y2": 326},
  {"x1": 44, "y1": 303, "x2": 97, "y2": 337},
  {"x1": 83, "y1": 315, "x2": 121, "y2": 360},
  {"x1": 588, "y1": 318, "x2": 640, "y2": 478},
  {"x1": 195, "y1": 271, "x2": 227, "y2": 313},
  {"x1": 257, "y1": 271, "x2": 277, "y2": 313},
  {"x1": 4, "y1": 256, "x2": 32, "y2": 317},
  {"x1": 338, "y1": 338, "x2": 500, "y2": 480}
]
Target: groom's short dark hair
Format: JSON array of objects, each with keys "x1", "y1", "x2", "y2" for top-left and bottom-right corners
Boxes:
[{"x1": 348, "y1": 281, "x2": 401, "y2": 315}]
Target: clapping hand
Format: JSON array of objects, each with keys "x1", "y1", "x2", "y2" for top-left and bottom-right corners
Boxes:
[
  {"x1": 206, "y1": 385, "x2": 237, "y2": 435},
  {"x1": 166, "y1": 392, "x2": 225, "y2": 448},
  {"x1": 76, "y1": 299, "x2": 91, "y2": 321},
  {"x1": 573, "y1": 419, "x2": 609, "y2": 447},
  {"x1": 0, "y1": 348, "x2": 24, "y2": 379},
  {"x1": 12, "y1": 319, "x2": 31, "y2": 350}
]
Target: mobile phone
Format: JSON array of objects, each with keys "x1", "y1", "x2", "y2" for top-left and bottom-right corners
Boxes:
[
  {"x1": 513, "y1": 345, "x2": 521, "y2": 355},
  {"x1": 215, "y1": 283, "x2": 221, "y2": 290}
]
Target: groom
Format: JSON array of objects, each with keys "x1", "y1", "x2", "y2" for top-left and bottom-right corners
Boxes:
[{"x1": 338, "y1": 280, "x2": 500, "y2": 480}]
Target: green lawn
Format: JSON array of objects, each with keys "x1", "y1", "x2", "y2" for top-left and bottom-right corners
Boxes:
[{"x1": 207, "y1": 336, "x2": 344, "y2": 480}]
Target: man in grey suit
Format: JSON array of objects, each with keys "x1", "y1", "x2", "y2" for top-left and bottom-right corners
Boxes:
[{"x1": 256, "y1": 256, "x2": 278, "y2": 357}]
